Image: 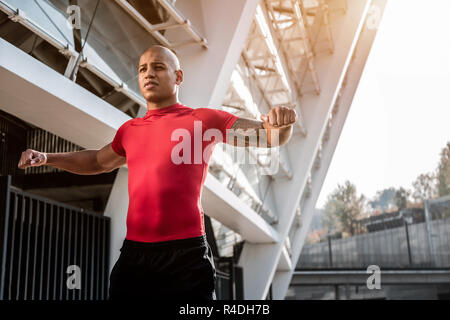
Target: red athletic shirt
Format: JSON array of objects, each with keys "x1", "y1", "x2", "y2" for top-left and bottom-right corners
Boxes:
[{"x1": 111, "y1": 102, "x2": 238, "y2": 243}]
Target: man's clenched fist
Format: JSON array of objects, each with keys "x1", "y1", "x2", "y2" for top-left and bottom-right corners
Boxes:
[
  {"x1": 18, "y1": 149, "x2": 47, "y2": 169},
  {"x1": 260, "y1": 106, "x2": 298, "y2": 129}
]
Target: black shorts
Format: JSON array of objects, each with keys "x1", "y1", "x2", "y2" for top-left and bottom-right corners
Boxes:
[{"x1": 108, "y1": 234, "x2": 217, "y2": 301}]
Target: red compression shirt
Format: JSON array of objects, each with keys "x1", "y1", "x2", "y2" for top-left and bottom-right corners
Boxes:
[{"x1": 111, "y1": 102, "x2": 238, "y2": 243}]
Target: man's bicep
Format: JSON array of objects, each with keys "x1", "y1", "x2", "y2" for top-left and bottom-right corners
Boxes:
[
  {"x1": 97, "y1": 143, "x2": 126, "y2": 172},
  {"x1": 227, "y1": 117, "x2": 267, "y2": 147}
]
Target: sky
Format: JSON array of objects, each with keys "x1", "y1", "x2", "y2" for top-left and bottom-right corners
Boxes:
[{"x1": 316, "y1": 0, "x2": 450, "y2": 208}]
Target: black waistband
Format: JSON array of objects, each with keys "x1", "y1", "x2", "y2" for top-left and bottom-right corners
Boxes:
[{"x1": 121, "y1": 234, "x2": 208, "y2": 252}]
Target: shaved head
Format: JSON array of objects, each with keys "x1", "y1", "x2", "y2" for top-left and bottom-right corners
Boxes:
[
  {"x1": 138, "y1": 45, "x2": 183, "y2": 106},
  {"x1": 140, "y1": 45, "x2": 181, "y2": 71}
]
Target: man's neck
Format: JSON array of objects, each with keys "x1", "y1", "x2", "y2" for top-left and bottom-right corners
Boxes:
[{"x1": 146, "y1": 97, "x2": 179, "y2": 111}]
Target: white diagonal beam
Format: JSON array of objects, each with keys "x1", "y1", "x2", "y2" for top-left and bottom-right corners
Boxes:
[
  {"x1": 273, "y1": 0, "x2": 388, "y2": 299},
  {"x1": 237, "y1": 0, "x2": 375, "y2": 299}
]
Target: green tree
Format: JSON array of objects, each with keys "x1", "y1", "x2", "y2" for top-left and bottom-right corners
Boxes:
[
  {"x1": 436, "y1": 142, "x2": 450, "y2": 197},
  {"x1": 323, "y1": 181, "x2": 366, "y2": 236}
]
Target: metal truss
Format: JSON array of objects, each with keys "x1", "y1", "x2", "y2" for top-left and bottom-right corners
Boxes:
[
  {"x1": 241, "y1": 22, "x2": 291, "y2": 111},
  {"x1": 115, "y1": 0, "x2": 207, "y2": 49},
  {"x1": 241, "y1": 6, "x2": 307, "y2": 135},
  {"x1": 264, "y1": 0, "x2": 335, "y2": 97},
  {"x1": 222, "y1": 73, "x2": 294, "y2": 180}
]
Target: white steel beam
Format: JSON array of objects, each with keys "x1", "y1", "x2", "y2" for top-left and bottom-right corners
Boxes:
[
  {"x1": 166, "y1": 0, "x2": 259, "y2": 109},
  {"x1": 272, "y1": 0, "x2": 388, "y2": 299},
  {"x1": 237, "y1": 0, "x2": 375, "y2": 300},
  {"x1": 278, "y1": 245, "x2": 292, "y2": 271},
  {"x1": 203, "y1": 174, "x2": 279, "y2": 243}
]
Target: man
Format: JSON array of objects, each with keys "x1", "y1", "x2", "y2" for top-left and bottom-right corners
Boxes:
[{"x1": 17, "y1": 45, "x2": 297, "y2": 300}]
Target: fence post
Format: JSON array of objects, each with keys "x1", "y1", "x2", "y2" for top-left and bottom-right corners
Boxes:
[
  {"x1": 327, "y1": 235, "x2": 333, "y2": 267},
  {"x1": 0, "y1": 175, "x2": 12, "y2": 300},
  {"x1": 424, "y1": 199, "x2": 437, "y2": 267},
  {"x1": 229, "y1": 258, "x2": 235, "y2": 300},
  {"x1": 404, "y1": 221, "x2": 413, "y2": 266}
]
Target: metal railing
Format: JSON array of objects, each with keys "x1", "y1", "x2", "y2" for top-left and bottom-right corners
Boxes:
[
  {"x1": 0, "y1": 175, "x2": 110, "y2": 300},
  {"x1": 298, "y1": 216, "x2": 450, "y2": 270},
  {"x1": 0, "y1": 112, "x2": 84, "y2": 176}
]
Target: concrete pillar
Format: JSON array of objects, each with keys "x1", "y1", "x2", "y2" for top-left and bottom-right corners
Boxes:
[
  {"x1": 166, "y1": 0, "x2": 260, "y2": 108},
  {"x1": 104, "y1": 167, "x2": 129, "y2": 275}
]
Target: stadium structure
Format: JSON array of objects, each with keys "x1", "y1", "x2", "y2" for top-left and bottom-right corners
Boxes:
[{"x1": 0, "y1": 0, "x2": 387, "y2": 300}]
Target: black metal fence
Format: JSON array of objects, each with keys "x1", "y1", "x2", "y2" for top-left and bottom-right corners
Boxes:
[
  {"x1": 0, "y1": 110, "x2": 27, "y2": 178},
  {"x1": 0, "y1": 109, "x2": 83, "y2": 178},
  {"x1": 214, "y1": 257, "x2": 244, "y2": 300},
  {"x1": 298, "y1": 217, "x2": 450, "y2": 270},
  {"x1": 25, "y1": 128, "x2": 83, "y2": 175},
  {"x1": 0, "y1": 175, "x2": 110, "y2": 300}
]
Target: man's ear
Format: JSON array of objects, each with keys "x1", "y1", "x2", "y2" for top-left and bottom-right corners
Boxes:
[{"x1": 175, "y1": 69, "x2": 183, "y2": 85}]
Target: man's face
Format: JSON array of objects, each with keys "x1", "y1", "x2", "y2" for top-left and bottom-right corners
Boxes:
[{"x1": 138, "y1": 49, "x2": 181, "y2": 103}]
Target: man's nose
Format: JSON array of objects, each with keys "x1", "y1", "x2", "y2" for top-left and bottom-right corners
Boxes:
[{"x1": 143, "y1": 68, "x2": 156, "y2": 79}]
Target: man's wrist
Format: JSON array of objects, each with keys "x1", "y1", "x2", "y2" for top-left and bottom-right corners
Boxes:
[{"x1": 43, "y1": 152, "x2": 51, "y2": 165}]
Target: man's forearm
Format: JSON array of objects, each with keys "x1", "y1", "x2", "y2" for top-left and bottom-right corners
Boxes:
[{"x1": 46, "y1": 150, "x2": 105, "y2": 175}]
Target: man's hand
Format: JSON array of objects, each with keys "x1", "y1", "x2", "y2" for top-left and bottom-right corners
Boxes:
[
  {"x1": 260, "y1": 106, "x2": 298, "y2": 129},
  {"x1": 228, "y1": 106, "x2": 298, "y2": 147},
  {"x1": 18, "y1": 149, "x2": 47, "y2": 169}
]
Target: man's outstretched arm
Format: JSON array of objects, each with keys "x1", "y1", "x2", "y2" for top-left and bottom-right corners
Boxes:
[
  {"x1": 17, "y1": 143, "x2": 126, "y2": 175},
  {"x1": 226, "y1": 106, "x2": 298, "y2": 148}
]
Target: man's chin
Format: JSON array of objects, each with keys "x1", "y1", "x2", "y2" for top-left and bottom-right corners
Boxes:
[
  {"x1": 144, "y1": 95, "x2": 168, "y2": 103},
  {"x1": 143, "y1": 94, "x2": 160, "y2": 102}
]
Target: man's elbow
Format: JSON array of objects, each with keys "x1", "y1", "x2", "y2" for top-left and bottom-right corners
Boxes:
[{"x1": 93, "y1": 162, "x2": 108, "y2": 174}]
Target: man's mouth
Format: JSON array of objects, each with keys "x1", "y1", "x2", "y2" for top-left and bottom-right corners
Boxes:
[{"x1": 144, "y1": 81, "x2": 158, "y2": 89}]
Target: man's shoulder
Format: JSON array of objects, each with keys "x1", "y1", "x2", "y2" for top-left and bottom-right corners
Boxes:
[
  {"x1": 116, "y1": 118, "x2": 136, "y2": 131},
  {"x1": 191, "y1": 106, "x2": 220, "y2": 117},
  {"x1": 124, "y1": 117, "x2": 137, "y2": 126}
]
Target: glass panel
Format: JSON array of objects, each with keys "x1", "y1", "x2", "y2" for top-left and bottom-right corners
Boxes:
[
  {"x1": 75, "y1": 0, "x2": 160, "y2": 97},
  {"x1": 2, "y1": 0, "x2": 74, "y2": 47}
]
